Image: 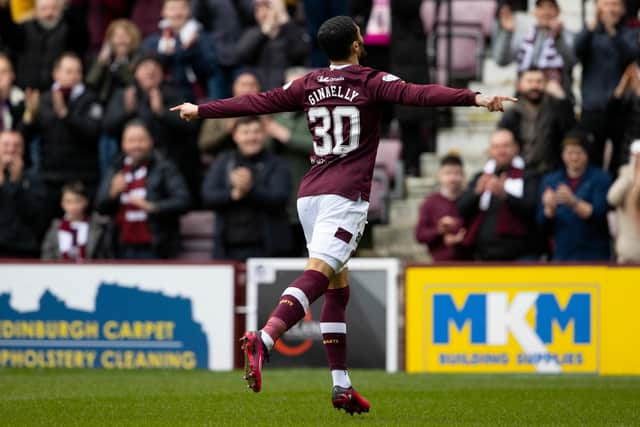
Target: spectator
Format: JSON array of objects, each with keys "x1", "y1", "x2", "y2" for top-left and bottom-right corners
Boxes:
[
  {"x1": 607, "y1": 140, "x2": 640, "y2": 263},
  {"x1": 192, "y1": 0, "x2": 246, "y2": 99},
  {"x1": 96, "y1": 120, "x2": 191, "y2": 259},
  {"x1": 202, "y1": 116, "x2": 291, "y2": 261},
  {"x1": 537, "y1": 130, "x2": 611, "y2": 261},
  {"x1": 458, "y1": 129, "x2": 541, "y2": 261},
  {"x1": 0, "y1": 53, "x2": 25, "y2": 132},
  {"x1": 130, "y1": 0, "x2": 163, "y2": 39},
  {"x1": 416, "y1": 153, "x2": 468, "y2": 261},
  {"x1": 493, "y1": 0, "x2": 576, "y2": 98},
  {"x1": 198, "y1": 71, "x2": 261, "y2": 157},
  {"x1": 575, "y1": 0, "x2": 640, "y2": 168},
  {"x1": 72, "y1": 0, "x2": 130, "y2": 53},
  {"x1": 498, "y1": 68, "x2": 576, "y2": 175},
  {"x1": 22, "y1": 52, "x2": 103, "y2": 224},
  {"x1": 141, "y1": 0, "x2": 217, "y2": 102},
  {"x1": 607, "y1": 63, "x2": 640, "y2": 175},
  {"x1": 236, "y1": 0, "x2": 309, "y2": 90},
  {"x1": 0, "y1": 0, "x2": 88, "y2": 90},
  {"x1": 41, "y1": 181, "x2": 112, "y2": 260},
  {"x1": 0, "y1": 130, "x2": 45, "y2": 257},
  {"x1": 264, "y1": 67, "x2": 313, "y2": 256},
  {"x1": 86, "y1": 19, "x2": 141, "y2": 105},
  {"x1": 103, "y1": 52, "x2": 200, "y2": 202}
]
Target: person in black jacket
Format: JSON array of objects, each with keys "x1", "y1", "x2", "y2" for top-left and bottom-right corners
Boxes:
[
  {"x1": 235, "y1": 0, "x2": 310, "y2": 90},
  {"x1": 0, "y1": 54, "x2": 25, "y2": 133},
  {"x1": 201, "y1": 115, "x2": 292, "y2": 261},
  {"x1": 0, "y1": 130, "x2": 46, "y2": 258},
  {"x1": 0, "y1": 0, "x2": 88, "y2": 91},
  {"x1": 103, "y1": 52, "x2": 201, "y2": 204},
  {"x1": 458, "y1": 129, "x2": 542, "y2": 261},
  {"x1": 498, "y1": 68, "x2": 576, "y2": 175},
  {"x1": 22, "y1": 52, "x2": 103, "y2": 225},
  {"x1": 96, "y1": 120, "x2": 191, "y2": 259}
]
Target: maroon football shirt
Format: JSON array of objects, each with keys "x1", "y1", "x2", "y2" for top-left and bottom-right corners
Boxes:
[{"x1": 198, "y1": 64, "x2": 478, "y2": 201}]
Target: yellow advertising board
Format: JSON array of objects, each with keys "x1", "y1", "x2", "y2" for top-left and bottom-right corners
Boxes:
[{"x1": 406, "y1": 266, "x2": 640, "y2": 375}]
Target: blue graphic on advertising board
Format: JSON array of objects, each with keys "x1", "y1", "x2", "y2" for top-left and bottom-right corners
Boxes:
[{"x1": 0, "y1": 283, "x2": 208, "y2": 369}]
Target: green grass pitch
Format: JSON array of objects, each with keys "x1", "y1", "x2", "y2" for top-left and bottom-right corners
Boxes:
[{"x1": 1, "y1": 369, "x2": 639, "y2": 426}]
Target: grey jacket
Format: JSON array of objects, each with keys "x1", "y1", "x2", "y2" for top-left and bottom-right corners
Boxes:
[{"x1": 41, "y1": 214, "x2": 113, "y2": 260}]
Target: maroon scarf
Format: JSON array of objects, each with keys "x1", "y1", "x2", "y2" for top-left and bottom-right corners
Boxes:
[
  {"x1": 58, "y1": 217, "x2": 89, "y2": 260},
  {"x1": 116, "y1": 157, "x2": 153, "y2": 245}
]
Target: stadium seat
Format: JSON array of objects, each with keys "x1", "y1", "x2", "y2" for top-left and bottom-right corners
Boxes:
[
  {"x1": 178, "y1": 211, "x2": 215, "y2": 260},
  {"x1": 420, "y1": 0, "x2": 497, "y2": 85},
  {"x1": 376, "y1": 138, "x2": 404, "y2": 199}
]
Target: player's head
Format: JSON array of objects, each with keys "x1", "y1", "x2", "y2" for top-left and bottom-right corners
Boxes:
[
  {"x1": 61, "y1": 181, "x2": 89, "y2": 219},
  {"x1": 438, "y1": 152, "x2": 465, "y2": 194},
  {"x1": 232, "y1": 116, "x2": 266, "y2": 157},
  {"x1": 317, "y1": 16, "x2": 365, "y2": 62}
]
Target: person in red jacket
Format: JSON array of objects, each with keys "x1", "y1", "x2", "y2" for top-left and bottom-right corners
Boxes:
[{"x1": 415, "y1": 153, "x2": 468, "y2": 261}]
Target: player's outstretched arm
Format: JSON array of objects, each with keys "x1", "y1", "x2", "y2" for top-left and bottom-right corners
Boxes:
[
  {"x1": 474, "y1": 94, "x2": 518, "y2": 112},
  {"x1": 170, "y1": 79, "x2": 306, "y2": 121}
]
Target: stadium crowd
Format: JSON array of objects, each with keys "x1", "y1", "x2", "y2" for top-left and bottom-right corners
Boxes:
[{"x1": 0, "y1": 0, "x2": 639, "y2": 263}]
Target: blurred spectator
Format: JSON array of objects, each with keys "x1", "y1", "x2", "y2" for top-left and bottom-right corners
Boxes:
[
  {"x1": 0, "y1": 130, "x2": 45, "y2": 257},
  {"x1": 103, "y1": 52, "x2": 200, "y2": 203},
  {"x1": 130, "y1": 0, "x2": 163, "y2": 38},
  {"x1": 192, "y1": 0, "x2": 246, "y2": 99},
  {"x1": 304, "y1": 0, "x2": 350, "y2": 67},
  {"x1": 498, "y1": 68, "x2": 576, "y2": 174},
  {"x1": 265, "y1": 67, "x2": 312, "y2": 256},
  {"x1": 493, "y1": 0, "x2": 576, "y2": 98},
  {"x1": 236, "y1": 0, "x2": 309, "y2": 90},
  {"x1": 416, "y1": 153, "x2": 468, "y2": 261},
  {"x1": 22, "y1": 52, "x2": 102, "y2": 224},
  {"x1": 198, "y1": 71, "x2": 261, "y2": 157},
  {"x1": 41, "y1": 181, "x2": 112, "y2": 260},
  {"x1": 607, "y1": 63, "x2": 640, "y2": 175},
  {"x1": 0, "y1": 53, "x2": 25, "y2": 132},
  {"x1": 86, "y1": 19, "x2": 140, "y2": 105},
  {"x1": 71, "y1": 0, "x2": 130, "y2": 53},
  {"x1": 390, "y1": 0, "x2": 432, "y2": 176},
  {"x1": 141, "y1": 0, "x2": 217, "y2": 102},
  {"x1": 0, "y1": 0, "x2": 88, "y2": 90},
  {"x1": 202, "y1": 116, "x2": 291, "y2": 261},
  {"x1": 575, "y1": 0, "x2": 640, "y2": 168},
  {"x1": 607, "y1": 140, "x2": 640, "y2": 263},
  {"x1": 537, "y1": 130, "x2": 611, "y2": 261},
  {"x1": 458, "y1": 129, "x2": 541, "y2": 261},
  {"x1": 96, "y1": 120, "x2": 191, "y2": 259}
]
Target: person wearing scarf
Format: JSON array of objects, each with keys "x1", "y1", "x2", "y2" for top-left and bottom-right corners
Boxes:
[
  {"x1": 608, "y1": 140, "x2": 640, "y2": 262},
  {"x1": 537, "y1": 130, "x2": 611, "y2": 261},
  {"x1": 458, "y1": 129, "x2": 541, "y2": 260},
  {"x1": 41, "y1": 181, "x2": 112, "y2": 260},
  {"x1": 95, "y1": 120, "x2": 191, "y2": 259}
]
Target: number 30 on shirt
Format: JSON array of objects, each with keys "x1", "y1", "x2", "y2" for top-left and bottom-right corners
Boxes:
[{"x1": 308, "y1": 106, "x2": 360, "y2": 156}]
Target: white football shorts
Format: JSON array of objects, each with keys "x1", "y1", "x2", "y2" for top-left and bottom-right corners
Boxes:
[{"x1": 297, "y1": 194, "x2": 369, "y2": 272}]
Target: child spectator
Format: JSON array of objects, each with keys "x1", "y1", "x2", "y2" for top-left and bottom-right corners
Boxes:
[
  {"x1": 41, "y1": 181, "x2": 112, "y2": 260},
  {"x1": 415, "y1": 153, "x2": 468, "y2": 261}
]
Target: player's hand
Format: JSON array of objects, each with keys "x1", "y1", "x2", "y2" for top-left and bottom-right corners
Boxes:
[
  {"x1": 475, "y1": 95, "x2": 518, "y2": 112},
  {"x1": 170, "y1": 103, "x2": 200, "y2": 121}
]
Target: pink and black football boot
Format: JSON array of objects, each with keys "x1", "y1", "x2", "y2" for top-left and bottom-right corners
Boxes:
[
  {"x1": 240, "y1": 331, "x2": 268, "y2": 392},
  {"x1": 331, "y1": 385, "x2": 371, "y2": 415}
]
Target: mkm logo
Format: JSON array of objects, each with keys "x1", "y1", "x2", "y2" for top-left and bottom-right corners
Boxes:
[{"x1": 424, "y1": 288, "x2": 598, "y2": 373}]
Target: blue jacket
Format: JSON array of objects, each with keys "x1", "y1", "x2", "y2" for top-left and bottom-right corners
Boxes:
[
  {"x1": 575, "y1": 23, "x2": 640, "y2": 111},
  {"x1": 141, "y1": 30, "x2": 217, "y2": 102},
  {"x1": 537, "y1": 166, "x2": 611, "y2": 261}
]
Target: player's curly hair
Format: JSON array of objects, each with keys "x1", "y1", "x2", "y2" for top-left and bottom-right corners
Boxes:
[{"x1": 317, "y1": 16, "x2": 358, "y2": 61}]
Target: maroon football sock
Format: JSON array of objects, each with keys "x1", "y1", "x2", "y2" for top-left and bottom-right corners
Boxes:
[
  {"x1": 320, "y1": 286, "x2": 350, "y2": 371},
  {"x1": 262, "y1": 269, "x2": 329, "y2": 342}
]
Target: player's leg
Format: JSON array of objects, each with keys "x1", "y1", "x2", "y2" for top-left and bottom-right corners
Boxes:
[{"x1": 323, "y1": 268, "x2": 370, "y2": 414}]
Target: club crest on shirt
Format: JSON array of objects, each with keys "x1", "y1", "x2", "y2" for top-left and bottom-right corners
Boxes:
[{"x1": 382, "y1": 73, "x2": 401, "y2": 82}]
